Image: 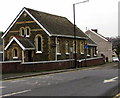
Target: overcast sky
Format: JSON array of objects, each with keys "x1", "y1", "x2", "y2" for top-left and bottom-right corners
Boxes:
[{"x1": 0, "y1": 0, "x2": 119, "y2": 37}]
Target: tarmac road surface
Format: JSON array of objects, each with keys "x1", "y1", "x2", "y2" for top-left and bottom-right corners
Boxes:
[{"x1": 1, "y1": 62, "x2": 119, "y2": 97}]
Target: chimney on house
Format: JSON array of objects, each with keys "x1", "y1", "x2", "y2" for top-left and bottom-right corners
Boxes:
[{"x1": 91, "y1": 29, "x2": 98, "y2": 33}]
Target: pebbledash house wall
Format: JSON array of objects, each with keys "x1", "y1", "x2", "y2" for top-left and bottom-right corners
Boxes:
[{"x1": 85, "y1": 30, "x2": 112, "y2": 62}]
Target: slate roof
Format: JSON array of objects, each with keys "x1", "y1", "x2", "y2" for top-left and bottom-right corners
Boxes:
[
  {"x1": 82, "y1": 32, "x2": 97, "y2": 46},
  {"x1": 87, "y1": 38, "x2": 97, "y2": 46},
  {"x1": 5, "y1": 36, "x2": 35, "y2": 50},
  {"x1": 85, "y1": 30, "x2": 109, "y2": 42},
  {"x1": 15, "y1": 36, "x2": 35, "y2": 49},
  {"x1": 25, "y1": 8, "x2": 88, "y2": 39}
]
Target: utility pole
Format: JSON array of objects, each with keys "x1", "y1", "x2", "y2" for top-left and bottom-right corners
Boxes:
[{"x1": 73, "y1": 0, "x2": 89, "y2": 68}]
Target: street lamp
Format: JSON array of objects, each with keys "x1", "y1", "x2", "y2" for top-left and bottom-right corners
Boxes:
[{"x1": 73, "y1": 0, "x2": 89, "y2": 68}]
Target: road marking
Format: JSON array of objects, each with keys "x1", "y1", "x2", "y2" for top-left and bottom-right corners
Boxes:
[
  {"x1": 103, "y1": 77, "x2": 118, "y2": 83},
  {"x1": 1, "y1": 89, "x2": 31, "y2": 97}
]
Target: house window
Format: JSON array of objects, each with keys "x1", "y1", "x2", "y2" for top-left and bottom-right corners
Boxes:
[
  {"x1": 65, "y1": 41, "x2": 69, "y2": 54},
  {"x1": 14, "y1": 49, "x2": 17, "y2": 57},
  {"x1": 38, "y1": 36, "x2": 41, "y2": 51},
  {"x1": 20, "y1": 27, "x2": 25, "y2": 37},
  {"x1": 56, "y1": 40, "x2": 60, "y2": 54},
  {"x1": 26, "y1": 27, "x2": 30, "y2": 37},
  {"x1": 35, "y1": 34, "x2": 43, "y2": 53},
  {"x1": 80, "y1": 41, "x2": 84, "y2": 54},
  {"x1": 12, "y1": 48, "x2": 18, "y2": 59},
  {"x1": 93, "y1": 47, "x2": 97, "y2": 56},
  {"x1": 87, "y1": 48, "x2": 91, "y2": 57}
]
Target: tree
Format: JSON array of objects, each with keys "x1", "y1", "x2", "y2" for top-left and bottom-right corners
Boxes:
[
  {"x1": 106, "y1": 36, "x2": 120, "y2": 58},
  {"x1": 114, "y1": 37, "x2": 120, "y2": 58}
]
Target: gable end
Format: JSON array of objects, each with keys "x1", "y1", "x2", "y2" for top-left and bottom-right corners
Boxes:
[{"x1": 1, "y1": 7, "x2": 51, "y2": 39}]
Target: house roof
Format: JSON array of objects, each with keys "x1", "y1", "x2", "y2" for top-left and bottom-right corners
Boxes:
[
  {"x1": 87, "y1": 38, "x2": 97, "y2": 47},
  {"x1": 83, "y1": 32, "x2": 97, "y2": 46},
  {"x1": 2, "y1": 7, "x2": 88, "y2": 39},
  {"x1": 86, "y1": 30, "x2": 109, "y2": 42},
  {"x1": 4, "y1": 36, "x2": 35, "y2": 50},
  {"x1": 26, "y1": 8, "x2": 88, "y2": 39}
]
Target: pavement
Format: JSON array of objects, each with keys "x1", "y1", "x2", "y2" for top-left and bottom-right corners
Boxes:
[{"x1": 1, "y1": 62, "x2": 119, "y2": 80}]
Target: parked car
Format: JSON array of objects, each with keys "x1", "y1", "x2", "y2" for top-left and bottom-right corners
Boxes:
[{"x1": 112, "y1": 57, "x2": 119, "y2": 62}]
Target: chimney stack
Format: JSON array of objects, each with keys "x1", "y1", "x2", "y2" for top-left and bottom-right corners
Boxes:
[{"x1": 91, "y1": 29, "x2": 98, "y2": 33}]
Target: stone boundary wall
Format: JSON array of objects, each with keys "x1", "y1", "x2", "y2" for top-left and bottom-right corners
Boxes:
[{"x1": 1, "y1": 57, "x2": 104, "y2": 73}]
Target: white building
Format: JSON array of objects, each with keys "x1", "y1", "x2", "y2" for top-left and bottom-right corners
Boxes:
[{"x1": 85, "y1": 29, "x2": 112, "y2": 62}]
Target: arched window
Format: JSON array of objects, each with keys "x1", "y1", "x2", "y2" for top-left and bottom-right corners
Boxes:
[
  {"x1": 26, "y1": 27, "x2": 30, "y2": 37},
  {"x1": 12, "y1": 48, "x2": 18, "y2": 59},
  {"x1": 35, "y1": 35, "x2": 43, "y2": 53},
  {"x1": 38, "y1": 36, "x2": 41, "y2": 51},
  {"x1": 20, "y1": 27, "x2": 25, "y2": 37},
  {"x1": 14, "y1": 49, "x2": 17, "y2": 57}
]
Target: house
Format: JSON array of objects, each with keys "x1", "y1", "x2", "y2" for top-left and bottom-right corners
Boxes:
[
  {"x1": 85, "y1": 29, "x2": 112, "y2": 62},
  {"x1": 1, "y1": 7, "x2": 97, "y2": 63}
]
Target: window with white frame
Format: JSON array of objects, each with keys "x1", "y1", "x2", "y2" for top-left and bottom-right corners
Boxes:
[
  {"x1": 13, "y1": 48, "x2": 18, "y2": 59},
  {"x1": 25, "y1": 27, "x2": 30, "y2": 37},
  {"x1": 20, "y1": 27, "x2": 31, "y2": 37},
  {"x1": 35, "y1": 34, "x2": 43, "y2": 53},
  {"x1": 14, "y1": 49, "x2": 17, "y2": 57},
  {"x1": 20, "y1": 27, "x2": 25, "y2": 37}
]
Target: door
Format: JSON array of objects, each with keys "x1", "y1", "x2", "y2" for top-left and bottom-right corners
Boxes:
[{"x1": 28, "y1": 51, "x2": 32, "y2": 62}]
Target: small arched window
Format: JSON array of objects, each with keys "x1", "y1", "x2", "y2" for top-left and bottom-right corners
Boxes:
[
  {"x1": 38, "y1": 36, "x2": 41, "y2": 51},
  {"x1": 14, "y1": 49, "x2": 17, "y2": 57},
  {"x1": 35, "y1": 35, "x2": 43, "y2": 53},
  {"x1": 12, "y1": 48, "x2": 18, "y2": 59},
  {"x1": 20, "y1": 27, "x2": 25, "y2": 37},
  {"x1": 26, "y1": 27, "x2": 30, "y2": 37}
]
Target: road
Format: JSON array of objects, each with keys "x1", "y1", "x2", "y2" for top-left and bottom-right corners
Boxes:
[{"x1": 1, "y1": 62, "x2": 119, "y2": 97}]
